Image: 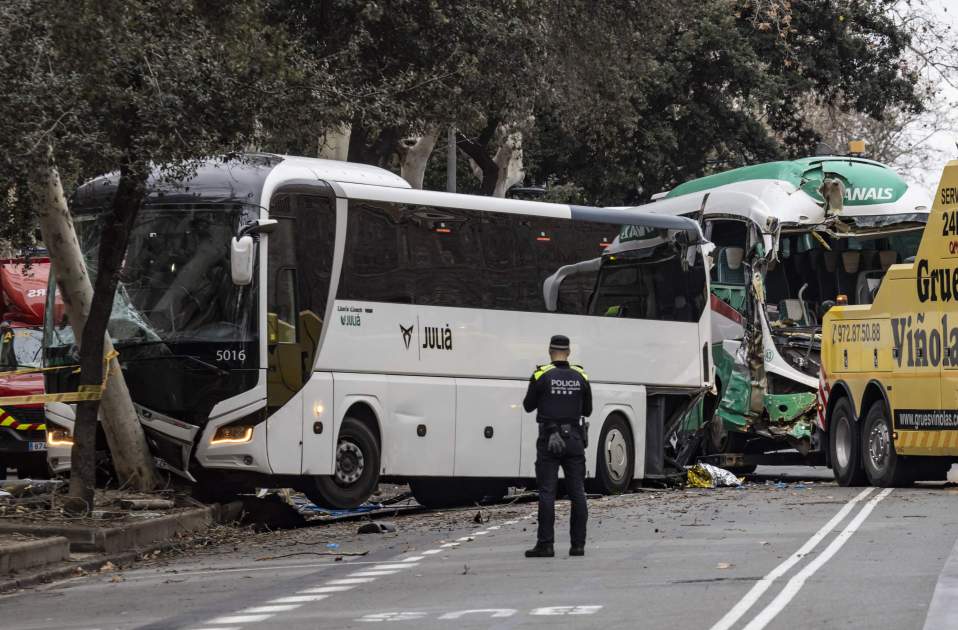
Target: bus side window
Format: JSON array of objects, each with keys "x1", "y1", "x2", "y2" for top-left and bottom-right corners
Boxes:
[
  {"x1": 266, "y1": 213, "x2": 299, "y2": 344},
  {"x1": 270, "y1": 267, "x2": 298, "y2": 344}
]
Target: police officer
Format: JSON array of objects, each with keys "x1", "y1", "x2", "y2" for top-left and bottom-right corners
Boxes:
[{"x1": 522, "y1": 334, "x2": 592, "y2": 558}]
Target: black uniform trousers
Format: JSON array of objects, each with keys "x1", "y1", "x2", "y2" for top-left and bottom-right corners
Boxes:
[{"x1": 535, "y1": 425, "x2": 587, "y2": 547}]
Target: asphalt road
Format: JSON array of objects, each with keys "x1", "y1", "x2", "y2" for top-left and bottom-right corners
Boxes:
[{"x1": 3, "y1": 468, "x2": 958, "y2": 630}]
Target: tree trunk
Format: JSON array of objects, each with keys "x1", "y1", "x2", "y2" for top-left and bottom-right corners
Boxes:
[
  {"x1": 491, "y1": 130, "x2": 525, "y2": 198},
  {"x1": 347, "y1": 119, "x2": 401, "y2": 167},
  {"x1": 30, "y1": 152, "x2": 157, "y2": 512},
  {"x1": 456, "y1": 134, "x2": 499, "y2": 196},
  {"x1": 318, "y1": 124, "x2": 351, "y2": 161},
  {"x1": 397, "y1": 126, "x2": 440, "y2": 189}
]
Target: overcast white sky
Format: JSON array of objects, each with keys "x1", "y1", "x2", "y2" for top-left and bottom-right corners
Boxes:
[{"x1": 910, "y1": 0, "x2": 957, "y2": 188}]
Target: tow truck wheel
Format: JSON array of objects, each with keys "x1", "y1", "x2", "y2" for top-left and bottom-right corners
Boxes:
[
  {"x1": 862, "y1": 401, "x2": 912, "y2": 487},
  {"x1": 304, "y1": 417, "x2": 380, "y2": 509},
  {"x1": 829, "y1": 397, "x2": 867, "y2": 486},
  {"x1": 592, "y1": 414, "x2": 634, "y2": 495}
]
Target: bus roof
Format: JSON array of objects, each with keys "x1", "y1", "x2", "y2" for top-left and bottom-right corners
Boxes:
[
  {"x1": 641, "y1": 156, "x2": 931, "y2": 233},
  {"x1": 75, "y1": 154, "x2": 706, "y2": 244}
]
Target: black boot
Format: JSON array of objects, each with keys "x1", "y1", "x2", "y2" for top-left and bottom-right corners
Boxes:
[
  {"x1": 569, "y1": 545, "x2": 585, "y2": 557},
  {"x1": 525, "y1": 543, "x2": 554, "y2": 558}
]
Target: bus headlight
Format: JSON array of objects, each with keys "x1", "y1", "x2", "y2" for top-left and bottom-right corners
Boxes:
[
  {"x1": 211, "y1": 425, "x2": 253, "y2": 444},
  {"x1": 47, "y1": 428, "x2": 74, "y2": 447}
]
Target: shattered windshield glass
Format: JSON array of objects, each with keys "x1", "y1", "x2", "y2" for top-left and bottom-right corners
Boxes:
[
  {"x1": 45, "y1": 203, "x2": 256, "y2": 352},
  {"x1": 0, "y1": 328, "x2": 43, "y2": 369}
]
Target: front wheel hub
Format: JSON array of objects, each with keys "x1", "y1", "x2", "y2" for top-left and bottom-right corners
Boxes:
[{"x1": 335, "y1": 440, "x2": 365, "y2": 485}]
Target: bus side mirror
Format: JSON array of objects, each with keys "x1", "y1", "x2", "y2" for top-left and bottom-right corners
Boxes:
[
  {"x1": 230, "y1": 236, "x2": 255, "y2": 285},
  {"x1": 229, "y1": 219, "x2": 279, "y2": 286}
]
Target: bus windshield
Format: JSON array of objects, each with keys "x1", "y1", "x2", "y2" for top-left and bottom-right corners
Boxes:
[
  {"x1": 43, "y1": 202, "x2": 259, "y2": 423},
  {"x1": 46, "y1": 204, "x2": 255, "y2": 352}
]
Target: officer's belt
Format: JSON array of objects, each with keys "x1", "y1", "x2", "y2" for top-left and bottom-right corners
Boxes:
[{"x1": 536, "y1": 417, "x2": 581, "y2": 425}]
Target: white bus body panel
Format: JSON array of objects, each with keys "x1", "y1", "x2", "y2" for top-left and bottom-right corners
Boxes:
[
  {"x1": 299, "y1": 372, "x2": 335, "y2": 475},
  {"x1": 456, "y1": 379, "x2": 524, "y2": 477},
  {"x1": 318, "y1": 302, "x2": 702, "y2": 388},
  {"x1": 311, "y1": 300, "x2": 702, "y2": 479}
]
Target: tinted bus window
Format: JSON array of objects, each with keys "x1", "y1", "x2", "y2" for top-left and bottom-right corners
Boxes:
[
  {"x1": 339, "y1": 201, "x2": 702, "y2": 320},
  {"x1": 590, "y1": 244, "x2": 707, "y2": 322}
]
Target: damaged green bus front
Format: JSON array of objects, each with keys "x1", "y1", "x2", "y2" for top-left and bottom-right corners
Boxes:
[{"x1": 640, "y1": 156, "x2": 930, "y2": 468}]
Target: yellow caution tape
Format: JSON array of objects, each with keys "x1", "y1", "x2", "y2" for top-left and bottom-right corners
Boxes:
[
  {"x1": 0, "y1": 364, "x2": 81, "y2": 378},
  {"x1": 0, "y1": 350, "x2": 118, "y2": 406},
  {"x1": 0, "y1": 385, "x2": 103, "y2": 405}
]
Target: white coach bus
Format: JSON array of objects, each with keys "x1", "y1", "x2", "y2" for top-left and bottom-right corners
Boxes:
[{"x1": 43, "y1": 155, "x2": 711, "y2": 507}]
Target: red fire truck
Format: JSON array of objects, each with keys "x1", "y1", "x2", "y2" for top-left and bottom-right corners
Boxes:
[{"x1": 0, "y1": 259, "x2": 52, "y2": 479}]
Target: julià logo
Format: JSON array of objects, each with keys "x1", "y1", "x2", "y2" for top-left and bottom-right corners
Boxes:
[
  {"x1": 400, "y1": 324, "x2": 414, "y2": 350},
  {"x1": 422, "y1": 324, "x2": 453, "y2": 350}
]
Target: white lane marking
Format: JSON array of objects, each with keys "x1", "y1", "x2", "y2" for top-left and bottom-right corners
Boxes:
[
  {"x1": 421, "y1": 549, "x2": 442, "y2": 555},
  {"x1": 300, "y1": 586, "x2": 354, "y2": 594},
  {"x1": 357, "y1": 612, "x2": 428, "y2": 622},
  {"x1": 191, "y1": 627, "x2": 240, "y2": 630},
  {"x1": 440, "y1": 543, "x2": 459, "y2": 548},
  {"x1": 709, "y1": 487, "x2": 875, "y2": 630},
  {"x1": 923, "y1": 531, "x2": 958, "y2": 629},
  {"x1": 371, "y1": 563, "x2": 418, "y2": 570},
  {"x1": 207, "y1": 614, "x2": 274, "y2": 624},
  {"x1": 351, "y1": 570, "x2": 400, "y2": 577},
  {"x1": 241, "y1": 604, "x2": 301, "y2": 614},
  {"x1": 456, "y1": 536, "x2": 474, "y2": 542},
  {"x1": 487, "y1": 526, "x2": 501, "y2": 531},
  {"x1": 438, "y1": 609, "x2": 517, "y2": 619},
  {"x1": 503, "y1": 520, "x2": 517, "y2": 525},
  {"x1": 472, "y1": 531, "x2": 489, "y2": 536},
  {"x1": 271, "y1": 595, "x2": 329, "y2": 603},
  {"x1": 403, "y1": 556, "x2": 424, "y2": 562},
  {"x1": 138, "y1": 558, "x2": 414, "y2": 580},
  {"x1": 741, "y1": 488, "x2": 892, "y2": 630},
  {"x1": 530, "y1": 605, "x2": 603, "y2": 616},
  {"x1": 327, "y1": 577, "x2": 376, "y2": 585}
]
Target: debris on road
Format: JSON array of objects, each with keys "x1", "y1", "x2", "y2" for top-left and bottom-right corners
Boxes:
[
  {"x1": 687, "y1": 463, "x2": 742, "y2": 488},
  {"x1": 358, "y1": 521, "x2": 397, "y2": 534}
]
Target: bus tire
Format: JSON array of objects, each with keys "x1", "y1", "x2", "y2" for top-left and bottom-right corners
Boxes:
[
  {"x1": 862, "y1": 401, "x2": 912, "y2": 487},
  {"x1": 593, "y1": 414, "x2": 634, "y2": 495},
  {"x1": 304, "y1": 417, "x2": 380, "y2": 509},
  {"x1": 829, "y1": 397, "x2": 867, "y2": 487}
]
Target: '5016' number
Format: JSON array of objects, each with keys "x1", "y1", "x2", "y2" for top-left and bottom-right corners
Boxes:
[{"x1": 216, "y1": 349, "x2": 246, "y2": 363}]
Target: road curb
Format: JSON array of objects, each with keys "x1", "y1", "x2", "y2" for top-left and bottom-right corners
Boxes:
[
  {"x1": 0, "y1": 501, "x2": 242, "y2": 592},
  {"x1": 0, "y1": 503, "x2": 240, "y2": 553},
  {"x1": 0, "y1": 537, "x2": 70, "y2": 574}
]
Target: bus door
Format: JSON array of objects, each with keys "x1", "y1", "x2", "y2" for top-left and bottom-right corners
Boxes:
[{"x1": 264, "y1": 189, "x2": 337, "y2": 476}]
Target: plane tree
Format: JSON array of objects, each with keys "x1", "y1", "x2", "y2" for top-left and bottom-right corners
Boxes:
[{"x1": 0, "y1": 0, "x2": 332, "y2": 512}]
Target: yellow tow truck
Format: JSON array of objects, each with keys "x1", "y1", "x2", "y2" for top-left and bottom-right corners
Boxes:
[{"x1": 822, "y1": 160, "x2": 958, "y2": 486}]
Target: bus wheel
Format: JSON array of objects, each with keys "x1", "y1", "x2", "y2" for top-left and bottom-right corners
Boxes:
[
  {"x1": 862, "y1": 401, "x2": 912, "y2": 487},
  {"x1": 593, "y1": 415, "x2": 634, "y2": 495},
  {"x1": 829, "y1": 398, "x2": 867, "y2": 486},
  {"x1": 304, "y1": 417, "x2": 380, "y2": 509}
]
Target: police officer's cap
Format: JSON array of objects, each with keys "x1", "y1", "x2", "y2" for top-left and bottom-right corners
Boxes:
[{"x1": 549, "y1": 335, "x2": 570, "y2": 351}]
